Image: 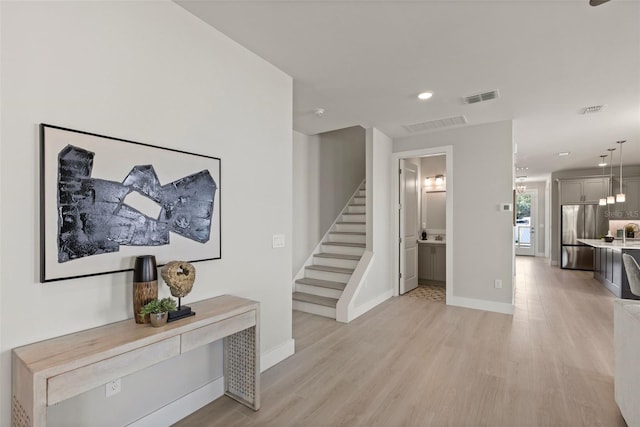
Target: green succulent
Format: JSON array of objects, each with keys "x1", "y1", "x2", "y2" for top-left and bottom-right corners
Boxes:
[{"x1": 140, "y1": 297, "x2": 177, "y2": 315}]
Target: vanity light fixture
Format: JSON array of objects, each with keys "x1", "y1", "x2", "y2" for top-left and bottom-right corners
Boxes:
[
  {"x1": 435, "y1": 175, "x2": 444, "y2": 186},
  {"x1": 424, "y1": 177, "x2": 432, "y2": 186},
  {"x1": 607, "y1": 148, "x2": 616, "y2": 204},
  {"x1": 616, "y1": 140, "x2": 626, "y2": 203},
  {"x1": 599, "y1": 155, "x2": 608, "y2": 206}
]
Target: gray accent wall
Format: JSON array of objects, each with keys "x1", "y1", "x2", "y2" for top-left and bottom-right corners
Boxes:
[
  {"x1": 394, "y1": 121, "x2": 514, "y2": 306},
  {"x1": 292, "y1": 126, "x2": 365, "y2": 275}
]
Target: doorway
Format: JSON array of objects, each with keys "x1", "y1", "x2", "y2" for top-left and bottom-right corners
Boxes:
[
  {"x1": 515, "y1": 188, "x2": 538, "y2": 256},
  {"x1": 392, "y1": 146, "x2": 453, "y2": 304}
]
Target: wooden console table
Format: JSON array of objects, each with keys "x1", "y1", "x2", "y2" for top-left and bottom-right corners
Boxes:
[{"x1": 12, "y1": 295, "x2": 260, "y2": 427}]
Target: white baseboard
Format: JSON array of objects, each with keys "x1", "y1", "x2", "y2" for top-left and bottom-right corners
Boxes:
[
  {"x1": 128, "y1": 338, "x2": 295, "y2": 427},
  {"x1": 128, "y1": 377, "x2": 224, "y2": 427},
  {"x1": 550, "y1": 260, "x2": 558, "y2": 266},
  {"x1": 261, "y1": 338, "x2": 295, "y2": 372},
  {"x1": 349, "y1": 289, "x2": 393, "y2": 321},
  {"x1": 536, "y1": 252, "x2": 545, "y2": 257},
  {"x1": 448, "y1": 295, "x2": 514, "y2": 315}
]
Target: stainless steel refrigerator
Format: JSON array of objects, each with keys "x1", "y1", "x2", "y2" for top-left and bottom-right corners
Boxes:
[{"x1": 561, "y1": 204, "x2": 608, "y2": 270}]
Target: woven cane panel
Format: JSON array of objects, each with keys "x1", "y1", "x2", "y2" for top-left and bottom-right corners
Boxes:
[
  {"x1": 226, "y1": 326, "x2": 256, "y2": 402},
  {"x1": 12, "y1": 396, "x2": 31, "y2": 427}
]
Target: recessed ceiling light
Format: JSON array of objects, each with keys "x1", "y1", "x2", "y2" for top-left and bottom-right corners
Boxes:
[
  {"x1": 418, "y1": 92, "x2": 433, "y2": 100},
  {"x1": 558, "y1": 152, "x2": 570, "y2": 157}
]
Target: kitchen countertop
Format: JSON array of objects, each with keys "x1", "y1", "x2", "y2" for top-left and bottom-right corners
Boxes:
[
  {"x1": 577, "y1": 238, "x2": 640, "y2": 250},
  {"x1": 418, "y1": 239, "x2": 445, "y2": 245}
]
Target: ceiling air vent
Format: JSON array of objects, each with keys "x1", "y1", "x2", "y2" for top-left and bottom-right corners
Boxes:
[
  {"x1": 402, "y1": 115, "x2": 468, "y2": 133},
  {"x1": 463, "y1": 90, "x2": 500, "y2": 104},
  {"x1": 582, "y1": 105, "x2": 605, "y2": 114}
]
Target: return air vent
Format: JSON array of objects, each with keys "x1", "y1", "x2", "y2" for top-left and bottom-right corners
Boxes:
[
  {"x1": 582, "y1": 105, "x2": 605, "y2": 114},
  {"x1": 463, "y1": 90, "x2": 500, "y2": 104},
  {"x1": 402, "y1": 115, "x2": 468, "y2": 133}
]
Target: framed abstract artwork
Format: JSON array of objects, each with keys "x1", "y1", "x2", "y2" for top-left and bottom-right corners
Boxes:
[{"x1": 40, "y1": 124, "x2": 221, "y2": 282}]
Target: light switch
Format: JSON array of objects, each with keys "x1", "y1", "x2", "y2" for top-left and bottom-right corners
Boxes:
[{"x1": 272, "y1": 234, "x2": 285, "y2": 248}]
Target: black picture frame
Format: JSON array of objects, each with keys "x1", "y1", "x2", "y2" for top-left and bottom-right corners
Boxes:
[{"x1": 40, "y1": 124, "x2": 221, "y2": 283}]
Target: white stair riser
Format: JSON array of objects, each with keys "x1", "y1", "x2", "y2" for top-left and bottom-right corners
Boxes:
[
  {"x1": 313, "y1": 256, "x2": 359, "y2": 269},
  {"x1": 329, "y1": 233, "x2": 366, "y2": 244},
  {"x1": 293, "y1": 300, "x2": 336, "y2": 319},
  {"x1": 335, "y1": 223, "x2": 365, "y2": 233},
  {"x1": 358, "y1": 190, "x2": 366, "y2": 197},
  {"x1": 347, "y1": 205, "x2": 365, "y2": 213},
  {"x1": 295, "y1": 283, "x2": 343, "y2": 299},
  {"x1": 321, "y1": 244, "x2": 365, "y2": 256},
  {"x1": 341, "y1": 214, "x2": 366, "y2": 223},
  {"x1": 353, "y1": 196, "x2": 365, "y2": 204},
  {"x1": 306, "y1": 269, "x2": 352, "y2": 283}
]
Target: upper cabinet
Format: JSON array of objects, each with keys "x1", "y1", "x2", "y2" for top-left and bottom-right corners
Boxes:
[
  {"x1": 611, "y1": 177, "x2": 640, "y2": 219},
  {"x1": 560, "y1": 178, "x2": 609, "y2": 204}
]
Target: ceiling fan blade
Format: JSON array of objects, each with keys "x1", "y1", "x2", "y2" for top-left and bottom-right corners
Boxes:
[{"x1": 590, "y1": 0, "x2": 611, "y2": 6}]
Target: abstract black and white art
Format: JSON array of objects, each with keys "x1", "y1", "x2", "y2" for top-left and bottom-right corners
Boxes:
[{"x1": 40, "y1": 124, "x2": 221, "y2": 282}]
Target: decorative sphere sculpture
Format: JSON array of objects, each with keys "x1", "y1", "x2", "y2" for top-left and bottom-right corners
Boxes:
[{"x1": 161, "y1": 261, "x2": 196, "y2": 298}]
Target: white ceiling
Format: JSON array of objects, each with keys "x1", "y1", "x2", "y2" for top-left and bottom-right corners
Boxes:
[{"x1": 176, "y1": 0, "x2": 640, "y2": 181}]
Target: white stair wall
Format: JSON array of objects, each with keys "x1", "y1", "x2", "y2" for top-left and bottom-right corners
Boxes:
[{"x1": 293, "y1": 180, "x2": 366, "y2": 319}]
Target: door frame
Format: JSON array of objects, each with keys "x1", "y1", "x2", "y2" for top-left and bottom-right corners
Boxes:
[
  {"x1": 392, "y1": 146, "x2": 453, "y2": 304},
  {"x1": 515, "y1": 188, "x2": 538, "y2": 256}
]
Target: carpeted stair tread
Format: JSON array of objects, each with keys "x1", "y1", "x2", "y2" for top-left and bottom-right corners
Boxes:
[
  {"x1": 323, "y1": 242, "x2": 365, "y2": 248},
  {"x1": 306, "y1": 265, "x2": 355, "y2": 274},
  {"x1": 292, "y1": 292, "x2": 338, "y2": 308},
  {"x1": 295, "y1": 277, "x2": 347, "y2": 290},
  {"x1": 315, "y1": 253, "x2": 361, "y2": 260}
]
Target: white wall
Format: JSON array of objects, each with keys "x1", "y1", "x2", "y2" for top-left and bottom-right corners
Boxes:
[
  {"x1": 394, "y1": 121, "x2": 514, "y2": 310},
  {"x1": 354, "y1": 129, "x2": 393, "y2": 307},
  {"x1": 292, "y1": 126, "x2": 365, "y2": 275},
  {"x1": 0, "y1": 2, "x2": 292, "y2": 425}
]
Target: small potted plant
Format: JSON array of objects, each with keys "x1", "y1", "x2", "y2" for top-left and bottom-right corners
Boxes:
[
  {"x1": 626, "y1": 224, "x2": 636, "y2": 239},
  {"x1": 140, "y1": 297, "x2": 177, "y2": 327}
]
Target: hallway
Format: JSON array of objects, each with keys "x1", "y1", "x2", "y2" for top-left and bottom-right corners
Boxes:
[{"x1": 176, "y1": 257, "x2": 625, "y2": 426}]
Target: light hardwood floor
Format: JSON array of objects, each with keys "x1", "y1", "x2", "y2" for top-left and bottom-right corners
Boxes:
[{"x1": 174, "y1": 257, "x2": 626, "y2": 426}]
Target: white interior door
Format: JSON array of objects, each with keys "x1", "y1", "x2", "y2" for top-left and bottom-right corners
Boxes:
[
  {"x1": 400, "y1": 160, "x2": 419, "y2": 294},
  {"x1": 515, "y1": 189, "x2": 537, "y2": 256}
]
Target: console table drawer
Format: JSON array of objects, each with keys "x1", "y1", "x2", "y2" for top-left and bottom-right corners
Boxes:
[
  {"x1": 181, "y1": 311, "x2": 256, "y2": 354},
  {"x1": 47, "y1": 336, "x2": 180, "y2": 405}
]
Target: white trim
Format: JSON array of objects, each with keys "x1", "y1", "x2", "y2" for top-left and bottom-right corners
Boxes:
[
  {"x1": 261, "y1": 338, "x2": 295, "y2": 372},
  {"x1": 448, "y1": 296, "x2": 514, "y2": 315},
  {"x1": 351, "y1": 289, "x2": 394, "y2": 320},
  {"x1": 536, "y1": 252, "x2": 545, "y2": 257},
  {"x1": 391, "y1": 146, "x2": 454, "y2": 307},
  {"x1": 128, "y1": 337, "x2": 295, "y2": 427},
  {"x1": 128, "y1": 378, "x2": 224, "y2": 427},
  {"x1": 336, "y1": 250, "x2": 375, "y2": 322}
]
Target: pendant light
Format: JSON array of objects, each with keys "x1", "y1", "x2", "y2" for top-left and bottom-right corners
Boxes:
[
  {"x1": 599, "y1": 155, "x2": 608, "y2": 206},
  {"x1": 616, "y1": 140, "x2": 626, "y2": 203},
  {"x1": 607, "y1": 148, "x2": 616, "y2": 204}
]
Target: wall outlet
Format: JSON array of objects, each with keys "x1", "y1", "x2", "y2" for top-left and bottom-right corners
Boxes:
[
  {"x1": 105, "y1": 379, "x2": 121, "y2": 398},
  {"x1": 494, "y1": 279, "x2": 502, "y2": 289},
  {"x1": 272, "y1": 234, "x2": 285, "y2": 248}
]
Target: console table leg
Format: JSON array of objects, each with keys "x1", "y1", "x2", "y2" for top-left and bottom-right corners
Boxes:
[{"x1": 223, "y1": 325, "x2": 260, "y2": 410}]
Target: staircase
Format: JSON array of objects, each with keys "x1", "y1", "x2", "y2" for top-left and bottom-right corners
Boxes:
[{"x1": 293, "y1": 182, "x2": 366, "y2": 319}]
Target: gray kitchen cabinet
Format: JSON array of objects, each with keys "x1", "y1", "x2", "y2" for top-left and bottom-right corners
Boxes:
[
  {"x1": 560, "y1": 178, "x2": 609, "y2": 204},
  {"x1": 612, "y1": 177, "x2": 640, "y2": 219}
]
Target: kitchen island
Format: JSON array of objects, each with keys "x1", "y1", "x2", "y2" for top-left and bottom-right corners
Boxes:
[{"x1": 578, "y1": 239, "x2": 640, "y2": 299}]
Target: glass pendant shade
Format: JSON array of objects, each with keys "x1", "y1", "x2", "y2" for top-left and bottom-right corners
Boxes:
[
  {"x1": 616, "y1": 140, "x2": 626, "y2": 203},
  {"x1": 607, "y1": 195, "x2": 615, "y2": 204},
  {"x1": 599, "y1": 198, "x2": 607, "y2": 206}
]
